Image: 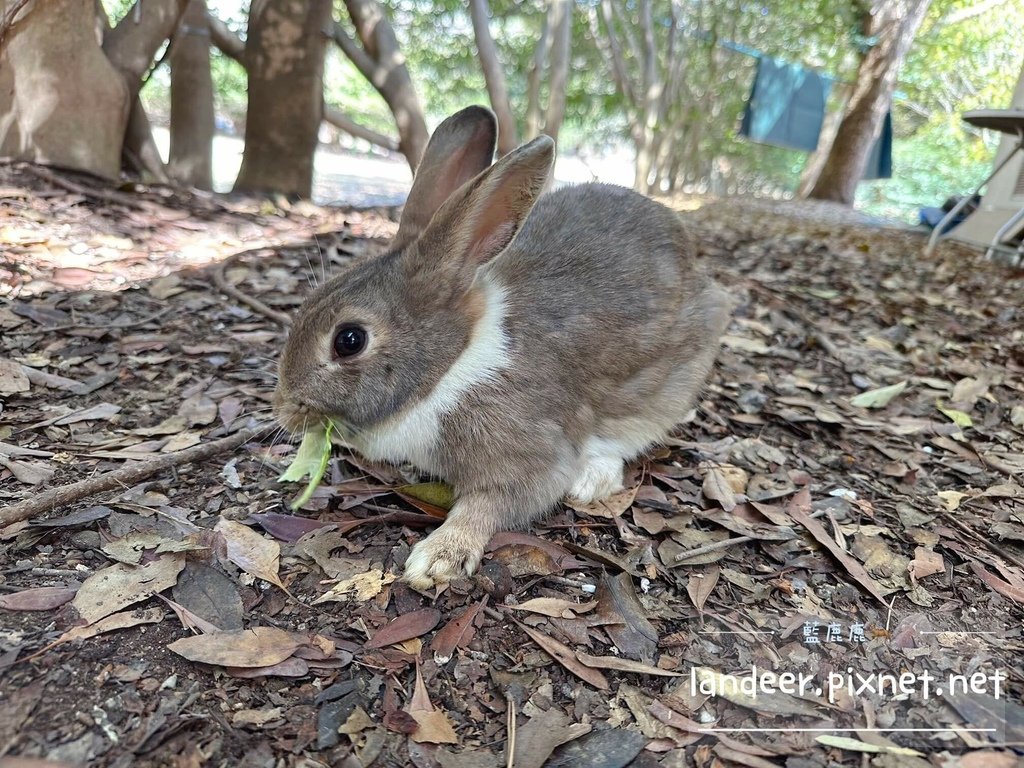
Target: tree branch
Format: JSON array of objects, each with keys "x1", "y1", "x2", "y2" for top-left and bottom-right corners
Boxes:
[
  {"x1": 469, "y1": 0, "x2": 518, "y2": 154},
  {"x1": 324, "y1": 107, "x2": 400, "y2": 151},
  {"x1": 0, "y1": 423, "x2": 275, "y2": 527},
  {"x1": 938, "y1": 0, "x2": 1006, "y2": 26},
  {"x1": 524, "y1": 4, "x2": 552, "y2": 140},
  {"x1": 330, "y1": 19, "x2": 380, "y2": 84},
  {"x1": 597, "y1": 0, "x2": 637, "y2": 111},
  {"x1": 207, "y1": 14, "x2": 244, "y2": 63},
  {"x1": 103, "y1": 0, "x2": 190, "y2": 98}
]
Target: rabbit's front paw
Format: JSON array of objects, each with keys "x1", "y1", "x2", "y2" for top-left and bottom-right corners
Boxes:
[
  {"x1": 569, "y1": 453, "x2": 624, "y2": 503},
  {"x1": 404, "y1": 524, "x2": 486, "y2": 589}
]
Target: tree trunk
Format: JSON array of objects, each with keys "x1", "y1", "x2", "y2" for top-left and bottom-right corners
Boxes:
[
  {"x1": 796, "y1": 85, "x2": 850, "y2": 197},
  {"x1": 93, "y1": 0, "x2": 182, "y2": 182},
  {"x1": 168, "y1": 0, "x2": 214, "y2": 189},
  {"x1": 468, "y1": 0, "x2": 518, "y2": 155},
  {"x1": 338, "y1": 0, "x2": 429, "y2": 170},
  {"x1": 103, "y1": 0, "x2": 190, "y2": 101},
  {"x1": 125, "y1": 101, "x2": 171, "y2": 181},
  {"x1": 542, "y1": 0, "x2": 571, "y2": 146},
  {"x1": 0, "y1": 0, "x2": 130, "y2": 179},
  {"x1": 807, "y1": 0, "x2": 932, "y2": 204},
  {"x1": 234, "y1": 0, "x2": 332, "y2": 197},
  {"x1": 524, "y1": 9, "x2": 551, "y2": 141},
  {"x1": 634, "y1": 127, "x2": 655, "y2": 194}
]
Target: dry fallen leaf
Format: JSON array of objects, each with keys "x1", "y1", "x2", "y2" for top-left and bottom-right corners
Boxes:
[
  {"x1": 72, "y1": 554, "x2": 185, "y2": 625},
  {"x1": 0, "y1": 455, "x2": 54, "y2": 486},
  {"x1": 431, "y1": 597, "x2": 487, "y2": 664},
  {"x1": 365, "y1": 608, "x2": 441, "y2": 650},
  {"x1": 970, "y1": 562, "x2": 1024, "y2": 604},
  {"x1": 516, "y1": 620, "x2": 609, "y2": 691},
  {"x1": 508, "y1": 597, "x2": 597, "y2": 619},
  {"x1": 509, "y1": 706, "x2": 591, "y2": 768},
  {"x1": 30, "y1": 607, "x2": 166, "y2": 662},
  {"x1": 168, "y1": 626, "x2": 301, "y2": 668},
  {"x1": 908, "y1": 547, "x2": 944, "y2": 583},
  {"x1": 815, "y1": 735, "x2": 923, "y2": 757},
  {"x1": 314, "y1": 568, "x2": 396, "y2": 603},
  {"x1": 692, "y1": 667, "x2": 824, "y2": 718},
  {"x1": 0, "y1": 358, "x2": 30, "y2": 394},
  {"x1": 686, "y1": 565, "x2": 719, "y2": 619},
  {"x1": 786, "y1": 488, "x2": 890, "y2": 606},
  {"x1": 701, "y1": 464, "x2": 738, "y2": 511},
  {"x1": 0, "y1": 585, "x2": 77, "y2": 611},
  {"x1": 214, "y1": 518, "x2": 287, "y2": 593},
  {"x1": 575, "y1": 652, "x2": 684, "y2": 677},
  {"x1": 407, "y1": 661, "x2": 458, "y2": 744}
]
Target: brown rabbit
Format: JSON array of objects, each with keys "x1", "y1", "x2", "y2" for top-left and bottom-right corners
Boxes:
[{"x1": 274, "y1": 106, "x2": 730, "y2": 588}]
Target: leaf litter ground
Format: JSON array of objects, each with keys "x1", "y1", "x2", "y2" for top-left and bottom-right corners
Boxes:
[{"x1": 1, "y1": 165, "x2": 1022, "y2": 768}]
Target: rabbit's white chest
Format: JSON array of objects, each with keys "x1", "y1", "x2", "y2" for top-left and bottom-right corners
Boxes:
[{"x1": 351, "y1": 277, "x2": 510, "y2": 471}]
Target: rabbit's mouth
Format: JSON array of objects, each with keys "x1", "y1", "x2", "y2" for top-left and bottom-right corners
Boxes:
[
  {"x1": 272, "y1": 393, "x2": 322, "y2": 436},
  {"x1": 273, "y1": 394, "x2": 361, "y2": 448}
]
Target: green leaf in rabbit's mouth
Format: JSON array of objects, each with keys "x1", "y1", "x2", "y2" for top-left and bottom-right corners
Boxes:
[{"x1": 279, "y1": 421, "x2": 334, "y2": 510}]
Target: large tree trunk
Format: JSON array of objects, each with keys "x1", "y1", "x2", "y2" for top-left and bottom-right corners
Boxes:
[
  {"x1": 0, "y1": 0, "x2": 130, "y2": 179},
  {"x1": 807, "y1": 0, "x2": 932, "y2": 204},
  {"x1": 337, "y1": 0, "x2": 429, "y2": 170},
  {"x1": 469, "y1": 0, "x2": 518, "y2": 155},
  {"x1": 94, "y1": 0, "x2": 185, "y2": 182},
  {"x1": 234, "y1": 0, "x2": 332, "y2": 197},
  {"x1": 796, "y1": 85, "x2": 850, "y2": 198},
  {"x1": 542, "y1": 0, "x2": 571, "y2": 146},
  {"x1": 168, "y1": 0, "x2": 214, "y2": 189}
]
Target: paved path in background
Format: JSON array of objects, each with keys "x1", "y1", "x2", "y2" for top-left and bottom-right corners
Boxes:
[{"x1": 153, "y1": 128, "x2": 634, "y2": 208}]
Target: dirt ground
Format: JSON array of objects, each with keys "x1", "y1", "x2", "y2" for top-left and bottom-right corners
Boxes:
[{"x1": 1, "y1": 163, "x2": 1022, "y2": 768}]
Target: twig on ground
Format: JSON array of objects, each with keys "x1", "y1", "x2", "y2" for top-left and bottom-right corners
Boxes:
[
  {"x1": 213, "y1": 257, "x2": 293, "y2": 327},
  {"x1": 672, "y1": 507, "x2": 828, "y2": 563},
  {"x1": 19, "y1": 163, "x2": 147, "y2": 210},
  {"x1": 505, "y1": 690, "x2": 517, "y2": 768},
  {"x1": 16, "y1": 307, "x2": 175, "y2": 335},
  {"x1": 0, "y1": 423, "x2": 275, "y2": 527}
]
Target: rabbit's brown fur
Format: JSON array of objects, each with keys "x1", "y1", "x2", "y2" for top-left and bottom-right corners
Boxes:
[{"x1": 275, "y1": 106, "x2": 730, "y2": 588}]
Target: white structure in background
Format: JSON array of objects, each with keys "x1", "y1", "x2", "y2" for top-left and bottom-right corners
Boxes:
[{"x1": 927, "y1": 62, "x2": 1024, "y2": 262}]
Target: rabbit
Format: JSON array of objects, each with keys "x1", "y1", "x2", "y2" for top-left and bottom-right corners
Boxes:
[{"x1": 274, "y1": 106, "x2": 731, "y2": 589}]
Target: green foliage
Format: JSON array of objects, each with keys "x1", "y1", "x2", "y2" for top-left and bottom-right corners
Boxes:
[
  {"x1": 859, "y1": 0, "x2": 1024, "y2": 219},
  {"x1": 111, "y1": 0, "x2": 1023, "y2": 218}
]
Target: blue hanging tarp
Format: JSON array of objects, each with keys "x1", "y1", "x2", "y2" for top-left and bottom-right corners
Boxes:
[
  {"x1": 739, "y1": 56, "x2": 831, "y2": 152},
  {"x1": 861, "y1": 110, "x2": 893, "y2": 180}
]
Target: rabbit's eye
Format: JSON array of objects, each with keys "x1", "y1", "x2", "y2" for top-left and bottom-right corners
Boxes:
[{"x1": 333, "y1": 325, "x2": 367, "y2": 358}]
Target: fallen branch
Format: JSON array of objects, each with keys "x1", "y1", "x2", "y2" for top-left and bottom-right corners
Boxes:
[
  {"x1": 20, "y1": 163, "x2": 147, "y2": 209},
  {"x1": 213, "y1": 258, "x2": 293, "y2": 327},
  {"x1": 17, "y1": 306, "x2": 174, "y2": 335},
  {"x1": 672, "y1": 507, "x2": 828, "y2": 563},
  {"x1": 0, "y1": 423, "x2": 275, "y2": 527}
]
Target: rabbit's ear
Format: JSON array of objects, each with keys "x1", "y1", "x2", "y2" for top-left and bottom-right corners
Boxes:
[
  {"x1": 423, "y1": 135, "x2": 554, "y2": 269},
  {"x1": 394, "y1": 106, "x2": 498, "y2": 248}
]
